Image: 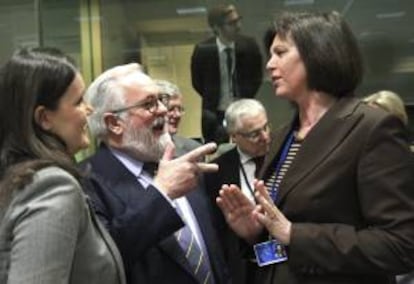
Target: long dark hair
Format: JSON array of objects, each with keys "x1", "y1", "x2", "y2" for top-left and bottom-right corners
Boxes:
[{"x1": 0, "y1": 47, "x2": 80, "y2": 202}]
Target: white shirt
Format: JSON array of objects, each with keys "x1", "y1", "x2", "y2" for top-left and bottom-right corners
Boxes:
[
  {"x1": 237, "y1": 148, "x2": 257, "y2": 202},
  {"x1": 217, "y1": 38, "x2": 235, "y2": 111}
]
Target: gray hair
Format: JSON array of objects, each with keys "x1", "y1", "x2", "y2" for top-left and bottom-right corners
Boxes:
[
  {"x1": 225, "y1": 99, "x2": 267, "y2": 133},
  {"x1": 85, "y1": 63, "x2": 143, "y2": 141},
  {"x1": 154, "y1": 79, "x2": 182, "y2": 99}
]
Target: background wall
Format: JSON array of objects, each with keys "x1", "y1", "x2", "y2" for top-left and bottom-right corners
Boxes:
[{"x1": 0, "y1": 0, "x2": 413, "y2": 143}]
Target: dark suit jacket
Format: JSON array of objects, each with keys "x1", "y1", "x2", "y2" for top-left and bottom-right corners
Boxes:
[
  {"x1": 206, "y1": 146, "x2": 241, "y2": 230},
  {"x1": 80, "y1": 144, "x2": 230, "y2": 284},
  {"x1": 205, "y1": 147, "x2": 252, "y2": 284},
  {"x1": 173, "y1": 135, "x2": 201, "y2": 158},
  {"x1": 191, "y1": 35, "x2": 263, "y2": 111},
  {"x1": 255, "y1": 97, "x2": 414, "y2": 284}
]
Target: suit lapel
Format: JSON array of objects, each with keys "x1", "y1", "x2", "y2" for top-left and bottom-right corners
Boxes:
[
  {"x1": 87, "y1": 202, "x2": 126, "y2": 284},
  {"x1": 225, "y1": 148, "x2": 242, "y2": 187},
  {"x1": 89, "y1": 144, "x2": 141, "y2": 204},
  {"x1": 159, "y1": 235, "x2": 197, "y2": 279},
  {"x1": 267, "y1": 98, "x2": 363, "y2": 204}
]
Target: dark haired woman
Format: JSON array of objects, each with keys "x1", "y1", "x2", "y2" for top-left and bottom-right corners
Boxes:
[
  {"x1": 0, "y1": 47, "x2": 125, "y2": 284},
  {"x1": 217, "y1": 11, "x2": 414, "y2": 284}
]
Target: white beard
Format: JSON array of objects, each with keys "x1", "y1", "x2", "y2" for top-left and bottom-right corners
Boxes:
[{"x1": 122, "y1": 119, "x2": 171, "y2": 162}]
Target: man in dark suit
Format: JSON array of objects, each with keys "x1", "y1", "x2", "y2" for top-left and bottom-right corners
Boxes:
[
  {"x1": 155, "y1": 79, "x2": 202, "y2": 157},
  {"x1": 191, "y1": 4, "x2": 263, "y2": 144},
  {"x1": 81, "y1": 63, "x2": 230, "y2": 284},
  {"x1": 205, "y1": 99, "x2": 271, "y2": 284}
]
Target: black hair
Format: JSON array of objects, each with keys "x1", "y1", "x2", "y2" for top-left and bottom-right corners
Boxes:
[
  {"x1": 207, "y1": 4, "x2": 236, "y2": 31},
  {"x1": 265, "y1": 11, "x2": 363, "y2": 97}
]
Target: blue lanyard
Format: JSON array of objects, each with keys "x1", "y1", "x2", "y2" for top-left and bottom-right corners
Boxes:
[{"x1": 269, "y1": 131, "x2": 295, "y2": 202}]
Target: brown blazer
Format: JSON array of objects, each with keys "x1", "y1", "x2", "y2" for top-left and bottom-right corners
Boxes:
[{"x1": 255, "y1": 97, "x2": 414, "y2": 284}]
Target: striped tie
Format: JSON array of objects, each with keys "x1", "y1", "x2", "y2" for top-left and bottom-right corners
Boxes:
[{"x1": 175, "y1": 205, "x2": 214, "y2": 284}]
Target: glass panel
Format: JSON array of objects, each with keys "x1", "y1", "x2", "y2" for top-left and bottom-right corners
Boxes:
[
  {"x1": 41, "y1": 0, "x2": 81, "y2": 66},
  {"x1": 0, "y1": 0, "x2": 38, "y2": 63},
  {"x1": 97, "y1": 0, "x2": 414, "y2": 138},
  {"x1": 2, "y1": 0, "x2": 413, "y2": 140}
]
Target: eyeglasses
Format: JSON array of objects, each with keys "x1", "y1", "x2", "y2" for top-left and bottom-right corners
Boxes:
[
  {"x1": 168, "y1": 105, "x2": 185, "y2": 114},
  {"x1": 110, "y1": 93, "x2": 170, "y2": 114},
  {"x1": 236, "y1": 122, "x2": 270, "y2": 141}
]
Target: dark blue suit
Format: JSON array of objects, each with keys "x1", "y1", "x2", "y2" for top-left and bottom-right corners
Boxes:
[{"x1": 80, "y1": 144, "x2": 230, "y2": 284}]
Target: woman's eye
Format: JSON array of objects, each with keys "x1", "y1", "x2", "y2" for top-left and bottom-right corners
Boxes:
[{"x1": 275, "y1": 50, "x2": 286, "y2": 56}]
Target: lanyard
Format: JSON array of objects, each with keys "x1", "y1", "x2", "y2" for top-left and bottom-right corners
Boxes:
[
  {"x1": 239, "y1": 161, "x2": 255, "y2": 200},
  {"x1": 269, "y1": 131, "x2": 295, "y2": 202}
]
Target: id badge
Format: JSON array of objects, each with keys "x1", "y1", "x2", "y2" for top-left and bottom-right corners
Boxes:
[{"x1": 253, "y1": 239, "x2": 288, "y2": 267}]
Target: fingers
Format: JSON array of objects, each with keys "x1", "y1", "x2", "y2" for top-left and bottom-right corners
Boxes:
[
  {"x1": 220, "y1": 184, "x2": 253, "y2": 210},
  {"x1": 217, "y1": 184, "x2": 250, "y2": 221},
  {"x1": 256, "y1": 194, "x2": 277, "y2": 219},
  {"x1": 254, "y1": 182, "x2": 283, "y2": 222},
  {"x1": 196, "y1": 162, "x2": 218, "y2": 173},
  {"x1": 161, "y1": 141, "x2": 176, "y2": 162},
  {"x1": 254, "y1": 211, "x2": 273, "y2": 230},
  {"x1": 219, "y1": 185, "x2": 239, "y2": 210},
  {"x1": 254, "y1": 180, "x2": 274, "y2": 204},
  {"x1": 180, "y1": 142, "x2": 217, "y2": 162}
]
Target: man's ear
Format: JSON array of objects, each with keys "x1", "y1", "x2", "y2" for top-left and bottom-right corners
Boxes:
[
  {"x1": 34, "y1": 105, "x2": 54, "y2": 130},
  {"x1": 104, "y1": 113, "x2": 124, "y2": 135}
]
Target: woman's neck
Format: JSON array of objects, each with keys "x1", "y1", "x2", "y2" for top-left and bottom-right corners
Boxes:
[{"x1": 295, "y1": 91, "x2": 337, "y2": 139}]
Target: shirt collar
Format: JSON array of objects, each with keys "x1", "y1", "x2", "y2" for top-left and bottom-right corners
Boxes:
[
  {"x1": 216, "y1": 37, "x2": 235, "y2": 53},
  {"x1": 237, "y1": 147, "x2": 254, "y2": 164},
  {"x1": 109, "y1": 147, "x2": 144, "y2": 177}
]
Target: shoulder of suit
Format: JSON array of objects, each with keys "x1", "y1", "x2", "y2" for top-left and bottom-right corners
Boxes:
[
  {"x1": 212, "y1": 144, "x2": 237, "y2": 163},
  {"x1": 235, "y1": 34, "x2": 259, "y2": 45},
  {"x1": 196, "y1": 37, "x2": 217, "y2": 48},
  {"x1": 24, "y1": 166, "x2": 81, "y2": 196},
  {"x1": 175, "y1": 135, "x2": 201, "y2": 145},
  {"x1": 342, "y1": 97, "x2": 396, "y2": 126},
  {"x1": 3, "y1": 166, "x2": 83, "y2": 218}
]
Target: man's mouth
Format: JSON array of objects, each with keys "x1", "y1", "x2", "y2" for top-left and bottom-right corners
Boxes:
[{"x1": 152, "y1": 117, "x2": 165, "y2": 131}]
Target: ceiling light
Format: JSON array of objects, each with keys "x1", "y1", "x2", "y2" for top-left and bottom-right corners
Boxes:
[
  {"x1": 376, "y1": 11, "x2": 406, "y2": 19},
  {"x1": 176, "y1": 7, "x2": 206, "y2": 16},
  {"x1": 284, "y1": 0, "x2": 314, "y2": 6}
]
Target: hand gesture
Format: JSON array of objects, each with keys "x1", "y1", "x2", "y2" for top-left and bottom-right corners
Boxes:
[
  {"x1": 253, "y1": 180, "x2": 292, "y2": 245},
  {"x1": 154, "y1": 142, "x2": 218, "y2": 199},
  {"x1": 216, "y1": 184, "x2": 263, "y2": 243}
]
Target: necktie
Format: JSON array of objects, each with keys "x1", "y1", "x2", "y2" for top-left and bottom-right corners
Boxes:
[
  {"x1": 175, "y1": 204, "x2": 214, "y2": 284},
  {"x1": 224, "y1": 48, "x2": 233, "y2": 78},
  {"x1": 143, "y1": 162, "x2": 158, "y2": 177},
  {"x1": 224, "y1": 47, "x2": 239, "y2": 97},
  {"x1": 252, "y1": 156, "x2": 264, "y2": 178}
]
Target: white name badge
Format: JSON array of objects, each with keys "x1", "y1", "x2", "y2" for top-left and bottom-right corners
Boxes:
[{"x1": 253, "y1": 239, "x2": 288, "y2": 267}]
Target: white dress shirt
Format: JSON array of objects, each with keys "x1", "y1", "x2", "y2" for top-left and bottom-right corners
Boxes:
[{"x1": 237, "y1": 148, "x2": 257, "y2": 202}]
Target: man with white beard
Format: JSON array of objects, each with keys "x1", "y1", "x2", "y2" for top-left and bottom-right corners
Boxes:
[{"x1": 80, "y1": 63, "x2": 231, "y2": 284}]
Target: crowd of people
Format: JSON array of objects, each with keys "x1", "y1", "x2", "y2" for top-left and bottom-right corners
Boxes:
[{"x1": 0, "y1": 5, "x2": 413, "y2": 284}]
